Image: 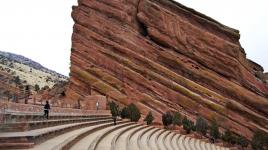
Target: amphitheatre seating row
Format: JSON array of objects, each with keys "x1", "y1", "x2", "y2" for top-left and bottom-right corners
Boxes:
[
  {"x1": 0, "y1": 111, "x2": 230, "y2": 150},
  {"x1": 0, "y1": 116, "x2": 112, "y2": 132}
]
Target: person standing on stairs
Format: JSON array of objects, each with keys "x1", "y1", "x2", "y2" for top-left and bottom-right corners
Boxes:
[
  {"x1": 44, "y1": 101, "x2": 50, "y2": 119},
  {"x1": 96, "y1": 101, "x2": 99, "y2": 111}
]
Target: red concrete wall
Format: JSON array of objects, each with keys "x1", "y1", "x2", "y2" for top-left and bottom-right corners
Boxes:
[{"x1": 82, "y1": 95, "x2": 107, "y2": 110}]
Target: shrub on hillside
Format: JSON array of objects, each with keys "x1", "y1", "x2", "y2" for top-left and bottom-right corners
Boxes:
[
  {"x1": 222, "y1": 129, "x2": 249, "y2": 147},
  {"x1": 34, "y1": 84, "x2": 40, "y2": 92},
  {"x1": 172, "y1": 112, "x2": 181, "y2": 126},
  {"x1": 251, "y1": 130, "x2": 268, "y2": 150},
  {"x1": 236, "y1": 135, "x2": 249, "y2": 148},
  {"x1": 196, "y1": 116, "x2": 209, "y2": 136},
  {"x1": 120, "y1": 107, "x2": 129, "y2": 119},
  {"x1": 182, "y1": 116, "x2": 195, "y2": 134},
  {"x1": 13, "y1": 76, "x2": 21, "y2": 86},
  {"x1": 162, "y1": 112, "x2": 173, "y2": 127},
  {"x1": 127, "y1": 103, "x2": 141, "y2": 122},
  {"x1": 42, "y1": 85, "x2": 49, "y2": 90},
  {"x1": 210, "y1": 118, "x2": 220, "y2": 140},
  {"x1": 144, "y1": 111, "x2": 154, "y2": 125},
  {"x1": 222, "y1": 129, "x2": 233, "y2": 143}
]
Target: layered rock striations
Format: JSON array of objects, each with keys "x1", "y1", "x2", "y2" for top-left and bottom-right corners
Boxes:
[{"x1": 68, "y1": 0, "x2": 268, "y2": 139}]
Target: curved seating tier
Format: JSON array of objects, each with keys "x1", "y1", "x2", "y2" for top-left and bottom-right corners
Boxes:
[{"x1": 0, "y1": 112, "x2": 230, "y2": 150}]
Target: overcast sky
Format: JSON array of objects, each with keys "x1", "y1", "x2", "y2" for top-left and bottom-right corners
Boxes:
[{"x1": 0, "y1": 0, "x2": 267, "y2": 76}]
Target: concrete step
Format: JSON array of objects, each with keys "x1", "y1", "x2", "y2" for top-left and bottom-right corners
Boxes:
[
  {"x1": 111, "y1": 124, "x2": 143, "y2": 150},
  {"x1": 125, "y1": 125, "x2": 149, "y2": 150},
  {"x1": 149, "y1": 129, "x2": 162, "y2": 150},
  {"x1": 183, "y1": 136, "x2": 195, "y2": 150},
  {"x1": 211, "y1": 144, "x2": 217, "y2": 150},
  {"x1": 206, "y1": 142, "x2": 212, "y2": 150},
  {"x1": 171, "y1": 133, "x2": 180, "y2": 150},
  {"x1": 146, "y1": 128, "x2": 161, "y2": 150},
  {"x1": 200, "y1": 141, "x2": 206, "y2": 150},
  {"x1": 195, "y1": 139, "x2": 202, "y2": 150},
  {"x1": 95, "y1": 124, "x2": 138, "y2": 150},
  {"x1": 0, "y1": 118, "x2": 116, "y2": 149},
  {"x1": 164, "y1": 131, "x2": 175, "y2": 150},
  {"x1": 155, "y1": 129, "x2": 167, "y2": 150},
  {"x1": 127, "y1": 126, "x2": 154, "y2": 150},
  {"x1": 0, "y1": 116, "x2": 112, "y2": 132},
  {"x1": 0, "y1": 113, "x2": 231, "y2": 150},
  {"x1": 157, "y1": 130, "x2": 169, "y2": 150},
  {"x1": 169, "y1": 132, "x2": 177, "y2": 150},
  {"x1": 178, "y1": 135, "x2": 186, "y2": 150},
  {"x1": 0, "y1": 142, "x2": 35, "y2": 149},
  {"x1": 189, "y1": 138, "x2": 196, "y2": 150},
  {"x1": 138, "y1": 127, "x2": 158, "y2": 150},
  {"x1": 136, "y1": 126, "x2": 155, "y2": 150},
  {"x1": 70, "y1": 122, "x2": 132, "y2": 150},
  {"x1": 29, "y1": 120, "x2": 126, "y2": 150}
]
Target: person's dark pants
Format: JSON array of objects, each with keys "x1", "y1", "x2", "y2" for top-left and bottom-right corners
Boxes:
[
  {"x1": 44, "y1": 110, "x2": 49, "y2": 119},
  {"x1": 113, "y1": 117, "x2": 116, "y2": 125}
]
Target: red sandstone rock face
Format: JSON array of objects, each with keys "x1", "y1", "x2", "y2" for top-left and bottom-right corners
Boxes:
[{"x1": 68, "y1": 0, "x2": 268, "y2": 139}]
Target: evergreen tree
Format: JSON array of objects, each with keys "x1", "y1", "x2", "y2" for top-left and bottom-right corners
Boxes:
[
  {"x1": 127, "y1": 103, "x2": 141, "y2": 122},
  {"x1": 109, "y1": 101, "x2": 120, "y2": 117},
  {"x1": 172, "y1": 112, "x2": 181, "y2": 126},
  {"x1": 210, "y1": 118, "x2": 220, "y2": 140},
  {"x1": 182, "y1": 116, "x2": 195, "y2": 134},
  {"x1": 162, "y1": 112, "x2": 173, "y2": 127},
  {"x1": 13, "y1": 76, "x2": 21, "y2": 87},
  {"x1": 109, "y1": 101, "x2": 120, "y2": 125},
  {"x1": 144, "y1": 111, "x2": 154, "y2": 125},
  {"x1": 196, "y1": 116, "x2": 209, "y2": 136},
  {"x1": 222, "y1": 129, "x2": 233, "y2": 143},
  {"x1": 236, "y1": 135, "x2": 249, "y2": 148},
  {"x1": 120, "y1": 107, "x2": 129, "y2": 119},
  {"x1": 34, "y1": 84, "x2": 40, "y2": 92},
  {"x1": 252, "y1": 130, "x2": 268, "y2": 150}
]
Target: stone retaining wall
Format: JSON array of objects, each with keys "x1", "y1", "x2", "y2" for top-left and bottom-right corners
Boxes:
[{"x1": 0, "y1": 101, "x2": 110, "y2": 118}]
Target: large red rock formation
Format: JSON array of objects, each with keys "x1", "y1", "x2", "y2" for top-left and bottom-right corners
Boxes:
[{"x1": 68, "y1": 0, "x2": 268, "y2": 139}]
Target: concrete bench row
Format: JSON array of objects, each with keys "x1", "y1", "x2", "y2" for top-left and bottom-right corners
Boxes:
[
  {"x1": 0, "y1": 112, "x2": 230, "y2": 150},
  {"x1": 64, "y1": 122, "x2": 229, "y2": 150},
  {"x1": 0, "y1": 117, "x2": 121, "y2": 149},
  {"x1": 0, "y1": 116, "x2": 112, "y2": 132},
  {"x1": 2, "y1": 111, "x2": 110, "y2": 123}
]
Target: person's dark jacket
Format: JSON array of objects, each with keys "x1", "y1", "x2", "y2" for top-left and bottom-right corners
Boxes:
[{"x1": 44, "y1": 104, "x2": 50, "y2": 110}]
